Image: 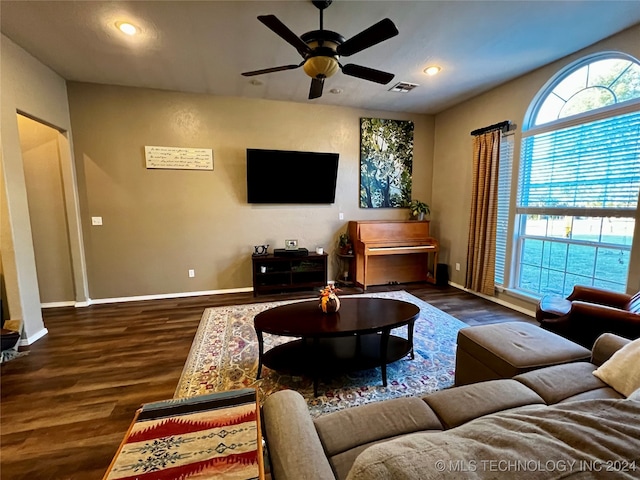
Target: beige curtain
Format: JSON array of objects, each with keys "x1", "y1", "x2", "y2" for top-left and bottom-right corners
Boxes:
[{"x1": 465, "y1": 129, "x2": 500, "y2": 296}]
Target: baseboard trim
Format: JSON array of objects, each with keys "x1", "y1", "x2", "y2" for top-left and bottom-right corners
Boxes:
[
  {"x1": 448, "y1": 281, "x2": 536, "y2": 318},
  {"x1": 41, "y1": 301, "x2": 75, "y2": 309},
  {"x1": 20, "y1": 327, "x2": 49, "y2": 346},
  {"x1": 85, "y1": 287, "x2": 254, "y2": 306}
]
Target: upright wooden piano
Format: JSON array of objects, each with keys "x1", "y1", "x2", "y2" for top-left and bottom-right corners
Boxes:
[{"x1": 348, "y1": 220, "x2": 439, "y2": 290}]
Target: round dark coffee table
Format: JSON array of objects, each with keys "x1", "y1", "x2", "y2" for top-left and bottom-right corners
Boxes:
[{"x1": 254, "y1": 297, "x2": 420, "y2": 396}]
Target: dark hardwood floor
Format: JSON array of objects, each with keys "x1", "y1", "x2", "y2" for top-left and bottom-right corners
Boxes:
[{"x1": 0, "y1": 284, "x2": 532, "y2": 480}]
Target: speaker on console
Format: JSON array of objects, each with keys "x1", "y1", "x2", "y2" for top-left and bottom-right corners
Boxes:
[{"x1": 274, "y1": 248, "x2": 309, "y2": 257}]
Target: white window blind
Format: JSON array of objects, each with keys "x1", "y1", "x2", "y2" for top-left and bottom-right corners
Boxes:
[
  {"x1": 495, "y1": 135, "x2": 514, "y2": 285},
  {"x1": 518, "y1": 110, "x2": 640, "y2": 212}
]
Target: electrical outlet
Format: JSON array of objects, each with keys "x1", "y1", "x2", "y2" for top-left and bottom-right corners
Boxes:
[
  {"x1": 188, "y1": 269, "x2": 195, "y2": 278},
  {"x1": 91, "y1": 216, "x2": 103, "y2": 226},
  {"x1": 339, "y1": 212, "x2": 344, "y2": 220},
  {"x1": 455, "y1": 263, "x2": 461, "y2": 271}
]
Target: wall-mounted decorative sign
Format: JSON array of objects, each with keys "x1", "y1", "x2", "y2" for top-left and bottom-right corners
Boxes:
[
  {"x1": 359, "y1": 118, "x2": 414, "y2": 208},
  {"x1": 144, "y1": 146, "x2": 213, "y2": 170}
]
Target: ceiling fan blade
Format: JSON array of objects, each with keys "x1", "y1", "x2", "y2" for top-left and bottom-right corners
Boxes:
[
  {"x1": 342, "y1": 64, "x2": 395, "y2": 84},
  {"x1": 242, "y1": 63, "x2": 302, "y2": 77},
  {"x1": 336, "y1": 18, "x2": 398, "y2": 57},
  {"x1": 258, "y1": 15, "x2": 312, "y2": 57},
  {"x1": 309, "y1": 77, "x2": 325, "y2": 99}
]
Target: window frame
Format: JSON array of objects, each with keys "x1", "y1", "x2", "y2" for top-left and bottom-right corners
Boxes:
[
  {"x1": 524, "y1": 51, "x2": 640, "y2": 133},
  {"x1": 507, "y1": 52, "x2": 640, "y2": 297}
]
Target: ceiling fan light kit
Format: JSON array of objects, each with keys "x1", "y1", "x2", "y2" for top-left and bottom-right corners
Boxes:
[
  {"x1": 242, "y1": 0, "x2": 399, "y2": 100},
  {"x1": 303, "y1": 56, "x2": 339, "y2": 79}
]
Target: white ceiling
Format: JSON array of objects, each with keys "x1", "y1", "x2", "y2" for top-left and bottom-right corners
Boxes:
[{"x1": 2, "y1": 1, "x2": 640, "y2": 114}]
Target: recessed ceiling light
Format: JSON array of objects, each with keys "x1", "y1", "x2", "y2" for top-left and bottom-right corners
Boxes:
[
  {"x1": 424, "y1": 66, "x2": 441, "y2": 76},
  {"x1": 116, "y1": 21, "x2": 138, "y2": 36}
]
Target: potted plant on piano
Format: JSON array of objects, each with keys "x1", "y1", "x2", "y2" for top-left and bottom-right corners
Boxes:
[{"x1": 408, "y1": 199, "x2": 430, "y2": 221}]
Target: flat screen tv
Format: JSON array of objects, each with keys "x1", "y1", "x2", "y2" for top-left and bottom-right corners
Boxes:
[{"x1": 246, "y1": 148, "x2": 339, "y2": 204}]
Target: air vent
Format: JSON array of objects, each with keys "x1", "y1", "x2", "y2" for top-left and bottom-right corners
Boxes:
[{"x1": 389, "y1": 82, "x2": 419, "y2": 93}]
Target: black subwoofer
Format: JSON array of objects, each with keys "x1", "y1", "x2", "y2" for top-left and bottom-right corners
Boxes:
[{"x1": 436, "y1": 263, "x2": 449, "y2": 286}]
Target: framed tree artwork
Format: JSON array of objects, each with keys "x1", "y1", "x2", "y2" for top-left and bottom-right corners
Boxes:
[{"x1": 359, "y1": 118, "x2": 414, "y2": 208}]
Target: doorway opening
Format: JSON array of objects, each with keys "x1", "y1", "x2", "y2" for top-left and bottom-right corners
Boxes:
[{"x1": 17, "y1": 114, "x2": 76, "y2": 306}]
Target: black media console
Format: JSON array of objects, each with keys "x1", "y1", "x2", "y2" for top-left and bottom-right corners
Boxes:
[{"x1": 252, "y1": 253, "x2": 327, "y2": 296}]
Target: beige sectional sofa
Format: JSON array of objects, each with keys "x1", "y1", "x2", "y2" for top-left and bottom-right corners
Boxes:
[{"x1": 262, "y1": 333, "x2": 640, "y2": 480}]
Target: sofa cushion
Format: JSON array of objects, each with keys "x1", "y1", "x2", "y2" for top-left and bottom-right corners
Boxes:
[
  {"x1": 346, "y1": 399, "x2": 640, "y2": 480},
  {"x1": 423, "y1": 379, "x2": 544, "y2": 429},
  {"x1": 314, "y1": 396, "x2": 442, "y2": 457},
  {"x1": 514, "y1": 362, "x2": 619, "y2": 404},
  {"x1": 592, "y1": 337, "x2": 640, "y2": 396},
  {"x1": 559, "y1": 387, "x2": 625, "y2": 403},
  {"x1": 328, "y1": 430, "x2": 443, "y2": 480},
  {"x1": 313, "y1": 396, "x2": 443, "y2": 480}
]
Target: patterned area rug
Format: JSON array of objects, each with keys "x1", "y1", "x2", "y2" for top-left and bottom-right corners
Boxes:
[{"x1": 175, "y1": 291, "x2": 467, "y2": 417}]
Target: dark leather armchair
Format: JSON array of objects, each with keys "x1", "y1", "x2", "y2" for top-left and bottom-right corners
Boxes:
[{"x1": 536, "y1": 285, "x2": 640, "y2": 348}]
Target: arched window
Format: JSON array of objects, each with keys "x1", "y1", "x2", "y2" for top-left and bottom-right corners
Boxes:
[
  {"x1": 531, "y1": 54, "x2": 640, "y2": 126},
  {"x1": 512, "y1": 53, "x2": 640, "y2": 296}
]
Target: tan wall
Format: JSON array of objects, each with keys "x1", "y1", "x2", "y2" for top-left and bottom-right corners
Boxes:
[
  {"x1": 1, "y1": 34, "x2": 72, "y2": 341},
  {"x1": 67, "y1": 83, "x2": 434, "y2": 299},
  {"x1": 0, "y1": 153, "x2": 16, "y2": 322},
  {"x1": 432, "y1": 24, "x2": 640, "y2": 305},
  {"x1": 18, "y1": 114, "x2": 75, "y2": 304}
]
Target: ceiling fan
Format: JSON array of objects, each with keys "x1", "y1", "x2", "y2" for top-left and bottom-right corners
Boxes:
[{"x1": 242, "y1": 0, "x2": 399, "y2": 100}]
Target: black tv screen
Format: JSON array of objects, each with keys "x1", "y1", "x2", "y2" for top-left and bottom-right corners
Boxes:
[{"x1": 246, "y1": 149, "x2": 339, "y2": 204}]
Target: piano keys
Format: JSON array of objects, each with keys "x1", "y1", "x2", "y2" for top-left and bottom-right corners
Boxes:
[
  {"x1": 367, "y1": 245, "x2": 437, "y2": 254},
  {"x1": 348, "y1": 220, "x2": 439, "y2": 290}
]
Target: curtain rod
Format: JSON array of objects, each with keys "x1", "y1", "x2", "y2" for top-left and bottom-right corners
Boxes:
[{"x1": 470, "y1": 120, "x2": 512, "y2": 136}]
